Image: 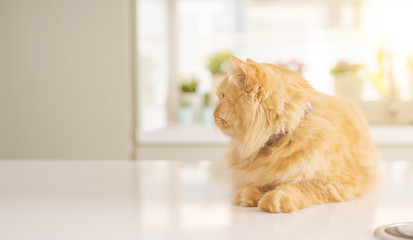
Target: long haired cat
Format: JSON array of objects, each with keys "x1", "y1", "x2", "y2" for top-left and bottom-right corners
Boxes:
[{"x1": 214, "y1": 56, "x2": 378, "y2": 213}]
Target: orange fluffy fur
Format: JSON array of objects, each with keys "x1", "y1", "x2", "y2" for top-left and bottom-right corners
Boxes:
[{"x1": 214, "y1": 56, "x2": 378, "y2": 213}]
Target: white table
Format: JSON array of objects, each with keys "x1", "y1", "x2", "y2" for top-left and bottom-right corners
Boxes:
[{"x1": 0, "y1": 159, "x2": 412, "y2": 240}]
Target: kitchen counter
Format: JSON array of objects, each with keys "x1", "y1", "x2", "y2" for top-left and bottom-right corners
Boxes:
[{"x1": 0, "y1": 159, "x2": 412, "y2": 240}]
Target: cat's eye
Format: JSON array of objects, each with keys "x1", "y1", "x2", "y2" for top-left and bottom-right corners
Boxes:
[{"x1": 221, "y1": 93, "x2": 225, "y2": 100}]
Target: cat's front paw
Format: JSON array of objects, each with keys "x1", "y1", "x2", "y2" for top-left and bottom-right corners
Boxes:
[
  {"x1": 258, "y1": 188, "x2": 304, "y2": 213},
  {"x1": 233, "y1": 186, "x2": 263, "y2": 207}
]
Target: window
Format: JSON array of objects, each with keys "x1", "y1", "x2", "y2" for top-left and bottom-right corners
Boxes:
[{"x1": 137, "y1": 0, "x2": 413, "y2": 132}]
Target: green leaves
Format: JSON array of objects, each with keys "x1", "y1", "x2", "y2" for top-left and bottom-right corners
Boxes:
[
  {"x1": 330, "y1": 61, "x2": 363, "y2": 75},
  {"x1": 180, "y1": 77, "x2": 198, "y2": 93},
  {"x1": 207, "y1": 50, "x2": 232, "y2": 74}
]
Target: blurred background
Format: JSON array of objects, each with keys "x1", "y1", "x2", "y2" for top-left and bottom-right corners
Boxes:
[{"x1": 1, "y1": 0, "x2": 413, "y2": 160}]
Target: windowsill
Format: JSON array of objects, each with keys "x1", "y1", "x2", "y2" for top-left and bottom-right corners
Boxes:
[
  {"x1": 137, "y1": 124, "x2": 413, "y2": 146},
  {"x1": 137, "y1": 124, "x2": 228, "y2": 146}
]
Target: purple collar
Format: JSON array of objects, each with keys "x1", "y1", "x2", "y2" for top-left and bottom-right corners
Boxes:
[{"x1": 264, "y1": 102, "x2": 311, "y2": 147}]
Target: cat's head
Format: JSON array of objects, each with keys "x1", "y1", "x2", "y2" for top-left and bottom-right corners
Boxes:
[{"x1": 214, "y1": 56, "x2": 312, "y2": 158}]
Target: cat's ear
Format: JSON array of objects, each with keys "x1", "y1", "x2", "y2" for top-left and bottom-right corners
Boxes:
[
  {"x1": 232, "y1": 56, "x2": 257, "y2": 90},
  {"x1": 246, "y1": 58, "x2": 256, "y2": 63}
]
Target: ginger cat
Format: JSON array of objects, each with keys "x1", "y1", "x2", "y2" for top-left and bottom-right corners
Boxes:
[{"x1": 214, "y1": 56, "x2": 378, "y2": 213}]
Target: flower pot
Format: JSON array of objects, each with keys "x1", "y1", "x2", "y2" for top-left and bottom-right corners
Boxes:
[
  {"x1": 334, "y1": 72, "x2": 363, "y2": 100},
  {"x1": 180, "y1": 92, "x2": 197, "y2": 106},
  {"x1": 181, "y1": 92, "x2": 201, "y2": 122},
  {"x1": 177, "y1": 106, "x2": 193, "y2": 126},
  {"x1": 201, "y1": 107, "x2": 214, "y2": 126}
]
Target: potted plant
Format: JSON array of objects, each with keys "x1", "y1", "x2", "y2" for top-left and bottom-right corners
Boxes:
[
  {"x1": 178, "y1": 77, "x2": 199, "y2": 125},
  {"x1": 207, "y1": 50, "x2": 232, "y2": 97},
  {"x1": 200, "y1": 93, "x2": 214, "y2": 126},
  {"x1": 330, "y1": 61, "x2": 363, "y2": 100}
]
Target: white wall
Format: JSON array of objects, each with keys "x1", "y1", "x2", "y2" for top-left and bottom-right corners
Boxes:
[{"x1": 0, "y1": 0, "x2": 134, "y2": 159}]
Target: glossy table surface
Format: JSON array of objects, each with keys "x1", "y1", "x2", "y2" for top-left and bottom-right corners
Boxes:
[{"x1": 0, "y1": 159, "x2": 412, "y2": 240}]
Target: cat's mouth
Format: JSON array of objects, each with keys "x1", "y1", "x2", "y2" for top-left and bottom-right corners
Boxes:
[{"x1": 214, "y1": 117, "x2": 231, "y2": 129}]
